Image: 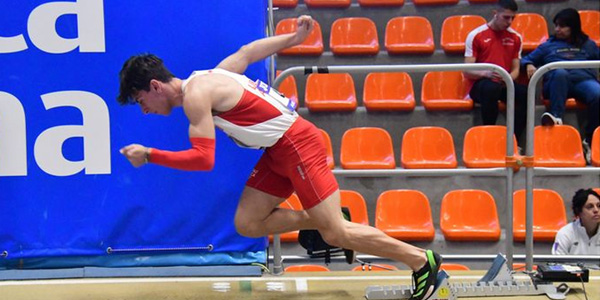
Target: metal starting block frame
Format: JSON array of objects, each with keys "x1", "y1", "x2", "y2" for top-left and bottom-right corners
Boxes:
[{"x1": 365, "y1": 254, "x2": 571, "y2": 300}]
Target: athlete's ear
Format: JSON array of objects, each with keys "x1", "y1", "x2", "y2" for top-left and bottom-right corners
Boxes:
[{"x1": 150, "y1": 79, "x2": 162, "y2": 93}]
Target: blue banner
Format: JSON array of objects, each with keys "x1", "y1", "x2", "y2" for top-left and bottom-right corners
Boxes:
[{"x1": 0, "y1": 0, "x2": 268, "y2": 266}]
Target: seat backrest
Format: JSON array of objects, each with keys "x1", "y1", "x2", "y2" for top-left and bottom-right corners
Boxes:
[
  {"x1": 305, "y1": 0, "x2": 352, "y2": 7},
  {"x1": 340, "y1": 127, "x2": 396, "y2": 169},
  {"x1": 579, "y1": 10, "x2": 600, "y2": 46},
  {"x1": 352, "y1": 264, "x2": 398, "y2": 271},
  {"x1": 440, "y1": 263, "x2": 470, "y2": 271},
  {"x1": 285, "y1": 264, "x2": 330, "y2": 272},
  {"x1": 440, "y1": 15, "x2": 486, "y2": 53},
  {"x1": 440, "y1": 189, "x2": 501, "y2": 241},
  {"x1": 463, "y1": 126, "x2": 519, "y2": 168},
  {"x1": 305, "y1": 73, "x2": 357, "y2": 112},
  {"x1": 385, "y1": 16, "x2": 434, "y2": 55},
  {"x1": 513, "y1": 189, "x2": 567, "y2": 241},
  {"x1": 363, "y1": 72, "x2": 415, "y2": 111},
  {"x1": 273, "y1": 0, "x2": 298, "y2": 8},
  {"x1": 421, "y1": 71, "x2": 473, "y2": 111},
  {"x1": 275, "y1": 18, "x2": 324, "y2": 56},
  {"x1": 375, "y1": 190, "x2": 435, "y2": 241},
  {"x1": 330, "y1": 17, "x2": 380, "y2": 55},
  {"x1": 276, "y1": 71, "x2": 298, "y2": 108},
  {"x1": 414, "y1": 0, "x2": 459, "y2": 5},
  {"x1": 340, "y1": 190, "x2": 370, "y2": 225},
  {"x1": 358, "y1": 0, "x2": 404, "y2": 6},
  {"x1": 534, "y1": 125, "x2": 586, "y2": 167},
  {"x1": 592, "y1": 127, "x2": 600, "y2": 167},
  {"x1": 401, "y1": 126, "x2": 457, "y2": 169},
  {"x1": 511, "y1": 13, "x2": 548, "y2": 52},
  {"x1": 319, "y1": 129, "x2": 335, "y2": 169}
]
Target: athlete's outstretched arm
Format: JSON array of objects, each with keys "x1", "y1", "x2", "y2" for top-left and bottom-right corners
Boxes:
[
  {"x1": 120, "y1": 83, "x2": 216, "y2": 171},
  {"x1": 216, "y1": 15, "x2": 313, "y2": 74}
]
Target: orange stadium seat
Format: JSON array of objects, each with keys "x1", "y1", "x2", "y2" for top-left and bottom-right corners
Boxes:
[
  {"x1": 269, "y1": 194, "x2": 303, "y2": 242},
  {"x1": 305, "y1": 73, "x2": 357, "y2": 112},
  {"x1": 385, "y1": 16, "x2": 435, "y2": 55},
  {"x1": 579, "y1": 10, "x2": 600, "y2": 46},
  {"x1": 276, "y1": 18, "x2": 324, "y2": 56},
  {"x1": 463, "y1": 126, "x2": 519, "y2": 168},
  {"x1": 542, "y1": 98, "x2": 587, "y2": 110},
  {"x1": 340, "y1": 190, "x2": 370, "y2": 225},
  {"x1": 305, "y1": 0, "x2": 352, "y2": 7},
  {"x1": 319, "y1": 129, "x2": 335, "y2": 169},
  {"x1": 421, "y1": 71, "x2": 473, "y2": 111},
  {"x1": 330, "y1": 17, "x2": 380, "y2": 56},
  {"x1": 594, "y1": 188, "x2": 600, "y2": 195},
  {"x1": 513, "y1": 189, "x2": 567, "y2": 242},
  {"x1": 534, "y1": 125, "x2": 586, "y2": 167},
  {"x1": 440, "y1": 263, "x2": 470, "y2": 271},
  {"x1": 285, "y1": 264, "x2": 330, "y2": 272},
  {"x1": 375, "y1": 190, "x2": 435, "y2": 241},
  {"x1": 340, "y1": 127, "x2": 396, "y2": 169},
  {"x1": 414, "y1": 0, "x2": 459, "y2": 5},
  {"x1": 401, "y1": 126, "x2": 458, "y2": 169},
  {"x1": 440, "y1": 15, "x2": 486, "y2": 54},
  {"x1": 511, "y1": 13, "x2": 548, "y2": 52},
  {"x1": 276, "y1": 71, "x2": 298, "y2": 108},
  {"x1": 358, "y1": 0, "x2": 404, "y2": 6},
  {"x1": 273, "y1": 0, "x2": 298, "y2": 8},
  {"x1": 440, "y1": 189, "x2": 501, "y2": 241},
  {"x1": 363, "y1": 72, "x2": 415, "y2": 111},
  {"x1": 352, "y1": 264, "x2": 399, "y2": 271},
  {"x1": 512, "y1": 263, "x2": 538, "y2": 271},
  {"x1": 593, "y1": 127, "x2": 600, "y2": 167}
]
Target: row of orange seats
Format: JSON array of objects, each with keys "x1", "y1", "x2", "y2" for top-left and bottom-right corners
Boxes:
[
  {"x1": 274, "y1": 0, "x2": 568, "y2": 8},
  {"x1": 273, "y1": 188, "x2": 600, "y2": 244},
  {"x1": 319, "y1": 125, "x2": 599, "y2": 169},
  {"x1": 277, "y1": 71, "x2": 587, "y2": 112},
  {"x1": 275, "y1": 12, "x2": 599, "y2": 56}
]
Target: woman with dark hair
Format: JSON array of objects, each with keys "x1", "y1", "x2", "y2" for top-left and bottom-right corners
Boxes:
[
  {"x1": 522, "y1": 8, "x2": 599, "y2": 164},
  {"x1": 552, "y1": 189, "x2": 600, "y2": 255}
]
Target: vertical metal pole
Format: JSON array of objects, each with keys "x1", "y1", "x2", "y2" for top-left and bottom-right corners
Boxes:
[
  {"x1": 503, "y1": 72, "x2": 515, "y2": 269},
  {"x1": 525, "y1": 70, "x2": 538, "y2": 272},
  {"x1": 266, "y1": 0, "x2": 284, "y2": 276}
]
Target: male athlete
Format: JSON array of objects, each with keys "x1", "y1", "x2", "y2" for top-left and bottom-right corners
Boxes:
[{"x1": 118, "y1": 15, "x2": 441, "y2": 300}]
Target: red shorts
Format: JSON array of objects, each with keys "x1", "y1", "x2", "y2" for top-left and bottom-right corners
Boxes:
[{"x1": 246, "y1": 117, "x2": 339, "y2": 209}]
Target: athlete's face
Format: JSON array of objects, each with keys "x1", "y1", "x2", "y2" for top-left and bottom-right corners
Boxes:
[
  {"x1": 579, "y1": 194, "x2": 600, "y2": 229},
  {"x1": 133, "y1": 80, "x2": 172, "y2": 116},
  {"x1": 492, "y1": 9, "x2": 516, "y2": 31}
]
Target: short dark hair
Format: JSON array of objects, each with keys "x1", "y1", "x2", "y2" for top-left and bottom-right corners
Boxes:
[
  {"x1": 497, "y1": 0, "x2": 518, "y2": 12},
  {"x1": 117, "y1": 54, "x2": 174, "y2": 105},
  {"x1": 553, "y1": 8, "x2": 589, "y2": 47},
  {"x1": 571, "y1": 188, "x2": 600, "y2": 217}
]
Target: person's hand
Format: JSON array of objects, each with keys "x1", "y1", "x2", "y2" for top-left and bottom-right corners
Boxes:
[
  {"x1": 120, "y1": 144, "x2": 150, "y2": 167},
  {"x1": 526, "y1": 64, "x2": 537, "y2": 79},
  {"x1": 484, "y1": 70, "x2": 503, "y2": 82},
  {"x1": 293, "y1": 15, "x2": 314, "y2": 44}
]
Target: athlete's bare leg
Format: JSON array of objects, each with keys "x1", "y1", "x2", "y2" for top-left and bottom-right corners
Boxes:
[
  {"x1": 234, "y1": 186, "x2": 315, "y2": 237},
  {"x1": 234, "y1": 187, "x2": 426, "y2": 271}
]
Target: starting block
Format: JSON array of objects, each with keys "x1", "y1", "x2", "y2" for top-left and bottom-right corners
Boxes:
[{"x1": 365, "y1": 254, "x2": 572, "y2": 300}]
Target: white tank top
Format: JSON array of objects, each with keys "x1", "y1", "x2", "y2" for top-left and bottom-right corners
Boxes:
[{"x1": 181, "y1": 68, "x2": 298, "y2": 149}]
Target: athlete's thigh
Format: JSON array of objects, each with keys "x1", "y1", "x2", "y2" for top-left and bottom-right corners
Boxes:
[{"x1": 237, "y1": 186, "x2": 287, "y2": 221}]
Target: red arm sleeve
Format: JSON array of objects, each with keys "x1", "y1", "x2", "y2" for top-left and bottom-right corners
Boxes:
[{"x1": 148, "y1": 137, "x2": 215, "y2": 171}]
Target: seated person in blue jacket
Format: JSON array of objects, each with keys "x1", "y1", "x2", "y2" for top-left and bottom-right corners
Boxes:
[
  {"x1": 552, "y1": 189, "x2": 600, "y2": 255},
  {"x1": 521, "y1": 8, "x2": 599, "y2": 163}
]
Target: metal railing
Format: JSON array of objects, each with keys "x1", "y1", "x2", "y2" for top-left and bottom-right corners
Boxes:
[
  {"x1": 523, "y1": 60, "x2": 600, "y2": 271},
  {"x1": 272, "y1": 63, "x2": 519, "y2": 274}
]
